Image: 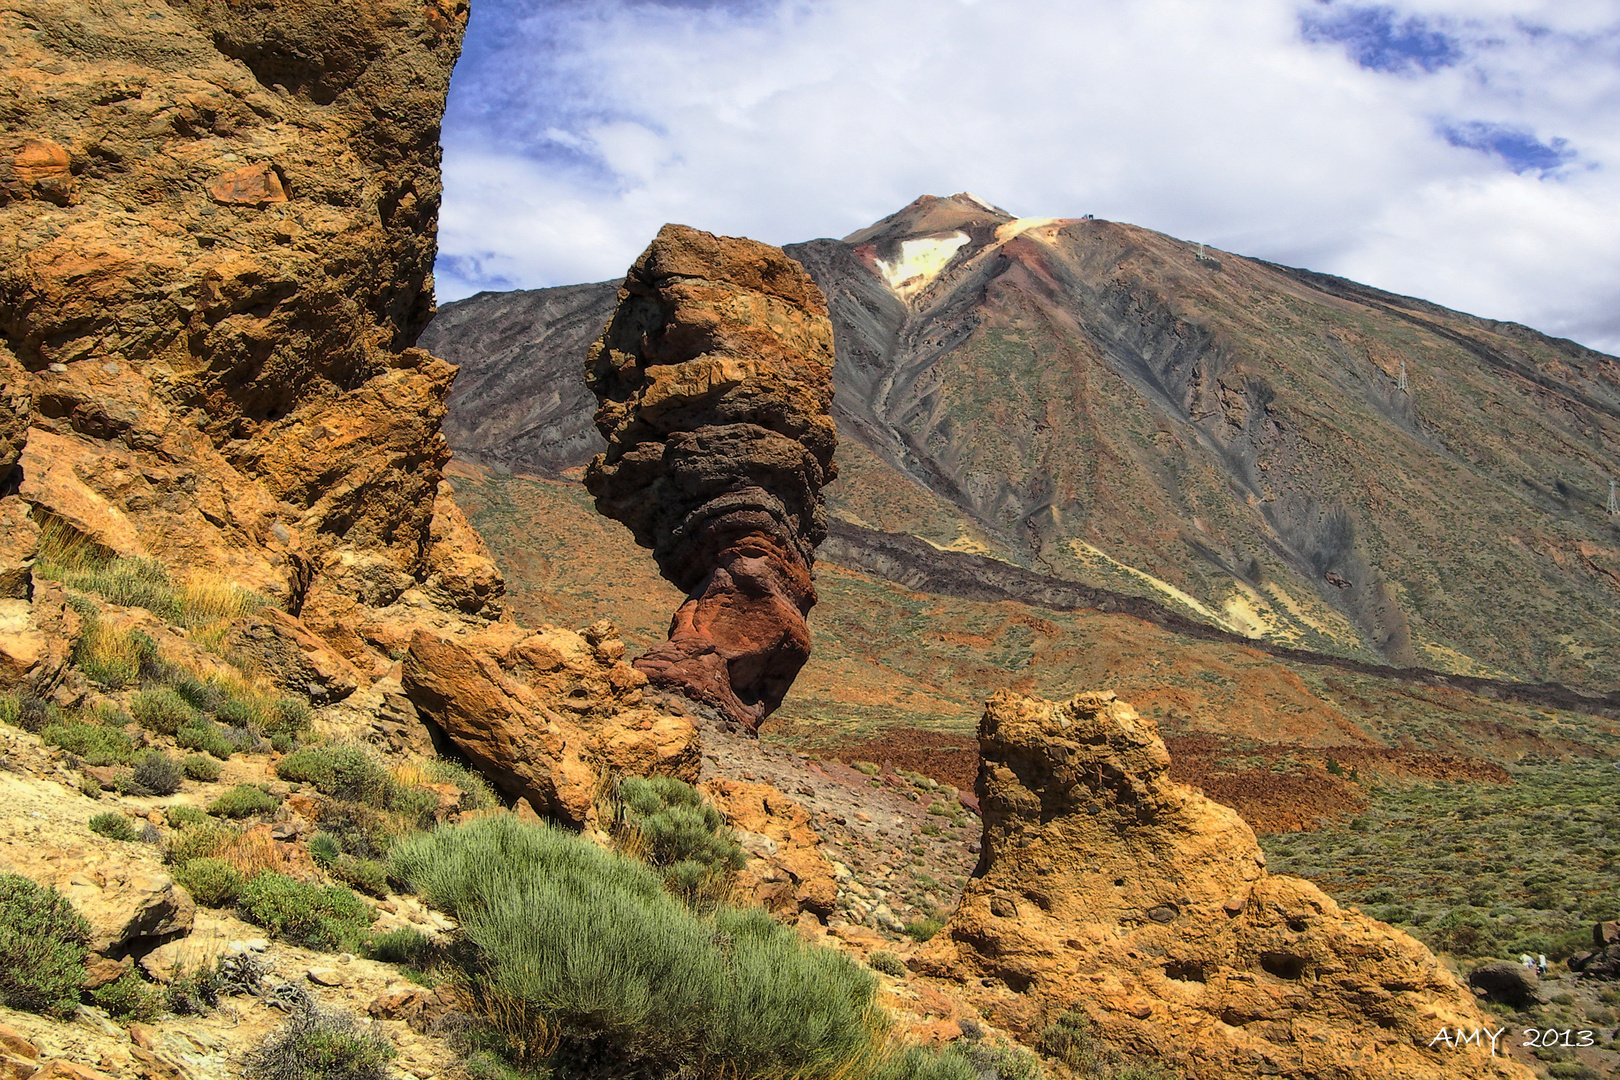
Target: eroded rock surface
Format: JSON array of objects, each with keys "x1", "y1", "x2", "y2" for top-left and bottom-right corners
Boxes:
[
  {"x1": 401, "y1": 620, "x2": 700, "y2": 826},
  {"x1": 0, "y1": 0, "x2": 499, "y2": 686},
  {"x1": 915, "y1": 690, "x2": 1531, "y2": 1080},
  {"x1": 584, "y1": 225, "x2": 836, "y2": 731}
]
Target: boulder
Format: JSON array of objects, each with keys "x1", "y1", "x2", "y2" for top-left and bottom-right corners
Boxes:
[
  {"x1": 702, "y1": 777, "x2": 838, "y2": 920},
  {"x1": 0, "y1": 498, "x2": 37, "y2": 600},
  {"x1": 913, "y1": 690, "x2": 1533, "y2": 1080},
  {"x1": 1469, "y1": 961, "x2": 1540, "y2": 1006},
  {"x1": 225, "y1": 608, "x2": 362, "y2": 703},
  {"x1": 584, "y1": 225, "x2": 837, "y2": 731},
  {"x1": 401, "y1": 622, "x2": 699, "y2": 826}
]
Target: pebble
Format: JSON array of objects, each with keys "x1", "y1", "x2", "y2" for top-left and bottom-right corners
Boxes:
[{"x1": 306, "y1": 968, "x2": 345, "y2": 987}]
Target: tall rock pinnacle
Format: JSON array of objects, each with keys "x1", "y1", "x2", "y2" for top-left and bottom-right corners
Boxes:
[{"x1": 584, "y1": 224, "x2": 837, "y2": 732}]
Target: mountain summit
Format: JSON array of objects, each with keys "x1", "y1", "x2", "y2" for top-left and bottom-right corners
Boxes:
[{"x1": 422, "y1": 196, "x2": 1620, "y2": 693}]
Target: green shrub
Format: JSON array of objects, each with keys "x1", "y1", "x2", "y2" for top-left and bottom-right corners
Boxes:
[
  {"x1": 390, "y1": 815, "x2": 882, "y2": 1077},
  {"x1": 0, "y1": 694, "x2": 18, "y2": 728},
  {"x1": 237, "y1": 873, "x2": 373, "y2": 952},
  {"x1": 424, "y1": 758, "x2": 499, "y2": 811},
  {"x1": 276, "y1": 746, "x2": 394, "y2": 806},
  {"x1": 0, "y1": 873, "x2": 91, "y2": 1017},
  {"x1": 903, "y1": 917, "x2": 944, "y2": 943},
  {"x1": 174, "y1": 857, "x2": 245, "y2": 907},
  {"x1": 182, "y1": 754, "x2": 222, "y2": 782},
  {"x1": 13, "y1": 689, "x2": 50, "y2": 734},
  {"x1": 73, "y1": 619, "x2": 157, "y2": 689},
  {"x1": 208, "y1": 784, "x2": 279, "y2": 819},
  {"x1": 615, "y1": 776, "x2": 745, "y2": 908},
  {"x1": 872, "y1": 1045, "x2": 979, "y2": 1080},
  {"x1": 165, "y1": 805, "x2": 211, "y2": 829},
  {"x1": 178, "y1": 720, "x2": 236, "y2": 760},
  {"x1": 1038, "y1": 1008, "x2": 1096, "y2": 1070},
  {"x1": 244, "y1": 1007, "x2": 396, "y2": 1080},
  {"x1": 364, "y1": 927, "x2": 435, "y2": 967},
  {"x1": 165, "y1": 822, "x2": 238, "y2": 867},
  {"x1": 309, "y1": 832, "x2": 341, "y2": 867},
  {"x1": 331, "y1": 857, "x2": 390, "y2": 898},
  {"x1": 132, "y1": 752, "x2": 183, "y2": 796},
  {"x1": 869, "y1": 950, "x2": 906, "y2": 976},
  {"x1": 91, "y1": 971, "x2": 161, "y2": 1022},
  {"x1": 132, "y1": 687, "x2": 201, "y2": 736},
  {"x1": 954, "y1": 1041, "x2": 1043, "y2": 1080},
  {"x1": 270, "y1": 732, "x2": 299, "y2": 754},
  {"x1": 42, "y1": 720, "x2": 134, "y2": 766},
  {"x1": 90, "y1": 811, "x2": 140, "y2": 842},
  {"x1": 168, "y1": 675, "x2": 225, "y2": 713}
]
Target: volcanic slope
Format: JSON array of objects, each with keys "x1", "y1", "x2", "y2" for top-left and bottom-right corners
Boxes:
[{"x1": 424, "y1": 194, "x2": 1620, "y2": 694}]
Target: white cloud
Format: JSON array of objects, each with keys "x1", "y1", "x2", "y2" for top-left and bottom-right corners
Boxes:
[{"x1": 434, "y1": 0, "x2": 1620, "y2": 352}]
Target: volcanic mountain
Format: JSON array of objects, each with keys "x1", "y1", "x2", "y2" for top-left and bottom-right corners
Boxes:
[{"x1": 422, "y1": 194, "x2": 1620, "y2": 696}]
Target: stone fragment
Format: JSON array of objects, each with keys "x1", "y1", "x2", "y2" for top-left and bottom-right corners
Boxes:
[
  {"x1": 0, "y1": 499, "x2": 37, "y2": 599},
  {"x1": 207, "y1": 163, "x2": 287, "y2": 206},
  {"x1": 584, "y1": 224, "x2": 836, "y2": 731},
  {"x1": 1468, "y1": 961, "x2": 1540, "y2": 1006},
  {"x1": 226, "y1": 609, "x2": 362, "y2": 703},
  {"x1": 0, "y1": 137, "x2": 75, "y2": 205},
  {"x1": 306, "y1": 967, "x2": 344, "y2": 987},
  {"x1": 0, "y1": 1029, "x2": 37, "y2": 1061},
  {"x1": 80, "y1": 955, "x2": 133, "y2": 991}
]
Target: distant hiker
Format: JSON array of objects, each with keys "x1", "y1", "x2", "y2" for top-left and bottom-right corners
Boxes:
[
  {"x1": 1520, "y1": 954, "x2": 1536, "y2": 969},
  {"x1": 1538, "y1": 954, "x2": 1548, "y2": 975}
]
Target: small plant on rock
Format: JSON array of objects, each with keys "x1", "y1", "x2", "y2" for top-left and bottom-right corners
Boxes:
[
  {"x1": 613, "y1": 775, "x2": 745, "y2": 909},
  {"x1": 237, "y1": 873, "x2": 374, "y2": 952},
  {"x1": 869, "y1": 950, "x2": 906, "y2": 977},
  {"x1": 43, "y1": 719, "x2": 135, "y2": 767},
  {"x1": 182, "y1": 754, "x2": 222, "y2": 782},
  {"x1": 244, "y1": 1006, "x2": 396, "y2": 1080},
  {"x1": 208, "y1": 784, "x2": 280, "y2": 819},
  {"x1": 0, "y1": 873, "x2": 91, "y2": 1017},
  {"x1": 132, "y1": 751, "x2": 184, "y2": 796},
  {"x1": 91, "y1": 970, "x2": 162, "y2": 1022},
  {"x1": 89, "y1": 811, "x2": 140, "y2": 842},
  {"x1": 178, "y1": 719, "x2": 237, "y2": 760},
  {"x1": 132, "y1": 687, "x2": 202, "y2": 736},
  {"x1": 173, "y1": 856, "x2": 245, "y2": 907},
  {"x1": 1038, "y1": 1008, "x2": 1097, "y2": 1070}
]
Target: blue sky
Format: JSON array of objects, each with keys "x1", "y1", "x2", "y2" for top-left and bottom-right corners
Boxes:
[{"x1": 433, "y1": 0, "x2": 1620, "y2": 353}]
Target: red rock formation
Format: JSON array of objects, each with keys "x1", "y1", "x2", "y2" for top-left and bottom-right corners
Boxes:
[
  {"x1": 915, "y1": 690, "x2": 1533, "y2": 1080},
  {"x1": 584, "y1": 225, "x2": 837, "y2": 731}
]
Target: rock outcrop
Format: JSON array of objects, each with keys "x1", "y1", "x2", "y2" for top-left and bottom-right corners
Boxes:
[
  {"x1": 401, "y1": 620, "x2": 701, "y2": 826},
  {"x1": 584, "y1": 225, "x2": 837, "y2": 731},
  {"x1": 0, "y1": 0, "x2": 498, "y2": 689},
  {"x1": 915, "y1": 690, "x2": 1532, "y2": 1080}
]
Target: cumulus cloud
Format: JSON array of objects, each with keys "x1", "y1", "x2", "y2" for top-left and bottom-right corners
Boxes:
[{"x1": 434, "y1": 0, "x2": 1620, "y2": 352}]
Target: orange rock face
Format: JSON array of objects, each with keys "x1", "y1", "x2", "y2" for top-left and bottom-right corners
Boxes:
[
  {"x1": 0, "y1": 0, "x2": 497, "y2": 684},
  {"x1": 584, "y1": 225, "x2": 837, "y2": 731},
  {"x1": 915, "y1": 690, "x2": 1533, "y2": 1080}
]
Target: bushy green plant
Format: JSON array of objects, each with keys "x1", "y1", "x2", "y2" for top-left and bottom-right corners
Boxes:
[
  {"x1": 173, "y1": 857, "x2": 245, "y2": 907},
  {"x1": 0, "y1": 693, "x2": 18, "y2": 728},
  {"x1": 168, "y1": 674, "x2": 225, "y2": 713},
  {"x1": 903, "y1": 917, "x2": 944, "y2": 943},
  {"x1": 954, "y1": 1041, "x2": 1044, "y2": 1080},
  {"x1": 390, "y1": 815, "x2": 882, "y2": 1078},
  {"x1": 0, "y1": 873, "x2": 91, "y2": 1017},
  {"x1": 331, "y1": 857, "x2": 390, "y2": 898},
  {"x1": 208, "y1": 784, "x2": 279, "y2": 819},
  {"x1": 165, "y1": 822, "x2": 239, "y2": 866},
  {"x1": 276, "y1": 746, "x2": 395, "y2": 806},
  {"x1": 91, "y1": 971, "x2": 161, "y2": 1022},
  {"x1": 132, "y1": 751, "x2": 183, "y2": 796},
  {"x1": 1038, "y1": 1009, "x2": 1096, "y2": 1070},
  {"x1": 309, "y1": 832, "x2": 341, "y2": 867},
  {"x1": 869, "y1": 950, "x2": 906, "y2": 977},
  {"x1": 42, "y1": 720, "x2": 135, "y2": 766},
  {"x1": 614, "y1": 776, "x2": 745, "y2": 908},
  {"x1": 364, "y1": 927, "x2": 435, "y2": 966},
  {"x1": 237, "y1": 873, "x2": 373, "y2": 952},
  {"x1": 871, "y1": 1045, "x2": 979, "y2": 1080},
  {"x1": 72, "y1": 618, "x2": 157, "y2": 689},
  {"x1": 178, "y1": 720, "x2": 236, "y2": 760},
  {"x1": 89, "y1": 811, "x2": 140, "y2": 842},
  {"x1": 244, "y1": 1007, "x2": 396, "y2": 1080},
  {"x1": 132, "y1": 687, "x2": 202, "y2": 736},
  {"x1": 425, "y1": 758, "x2": 499, "y2": 811},
  {"x1": 182, "y1": 754, "x2": 222, "y2": 782}
]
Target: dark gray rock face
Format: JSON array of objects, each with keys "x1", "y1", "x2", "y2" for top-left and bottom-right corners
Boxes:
[{"x1": 420, "y1": 281, "x2": 618, "y2": 476}]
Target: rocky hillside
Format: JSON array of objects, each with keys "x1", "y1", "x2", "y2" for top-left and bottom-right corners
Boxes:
[{"x1": 426, "y1": 194, "x2": 1620, "y2": 694}]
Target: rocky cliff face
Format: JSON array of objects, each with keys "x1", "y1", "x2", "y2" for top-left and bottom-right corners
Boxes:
[
  {"x1": 915, "y1": 690, "x2": 1531, "y2": 1080},
  {"x1": 0, "y1": 0, "x2": 501, "y2": 686},
  {"x1": 583, "y1": 225, "x2": 837, "y2": 731},
  {"x1": 429, "y1": 194, "x2": 1620, "y2": 695}
]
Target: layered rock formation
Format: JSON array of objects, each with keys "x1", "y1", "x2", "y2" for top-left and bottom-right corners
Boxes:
[
  {"x1": 915, "y1": 690, "x2": 1532, "y2": 1080},
  {"x1": 0, "y1": 0, "x2": 499, "y2": 691},
  {"x1": 584, "y1": 225, "x2": 837, "y2": 731}
]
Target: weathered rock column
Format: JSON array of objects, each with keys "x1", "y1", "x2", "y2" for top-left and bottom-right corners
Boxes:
[{"x1": 584, "y1": 225, "x2": 837, "y2": 732}]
